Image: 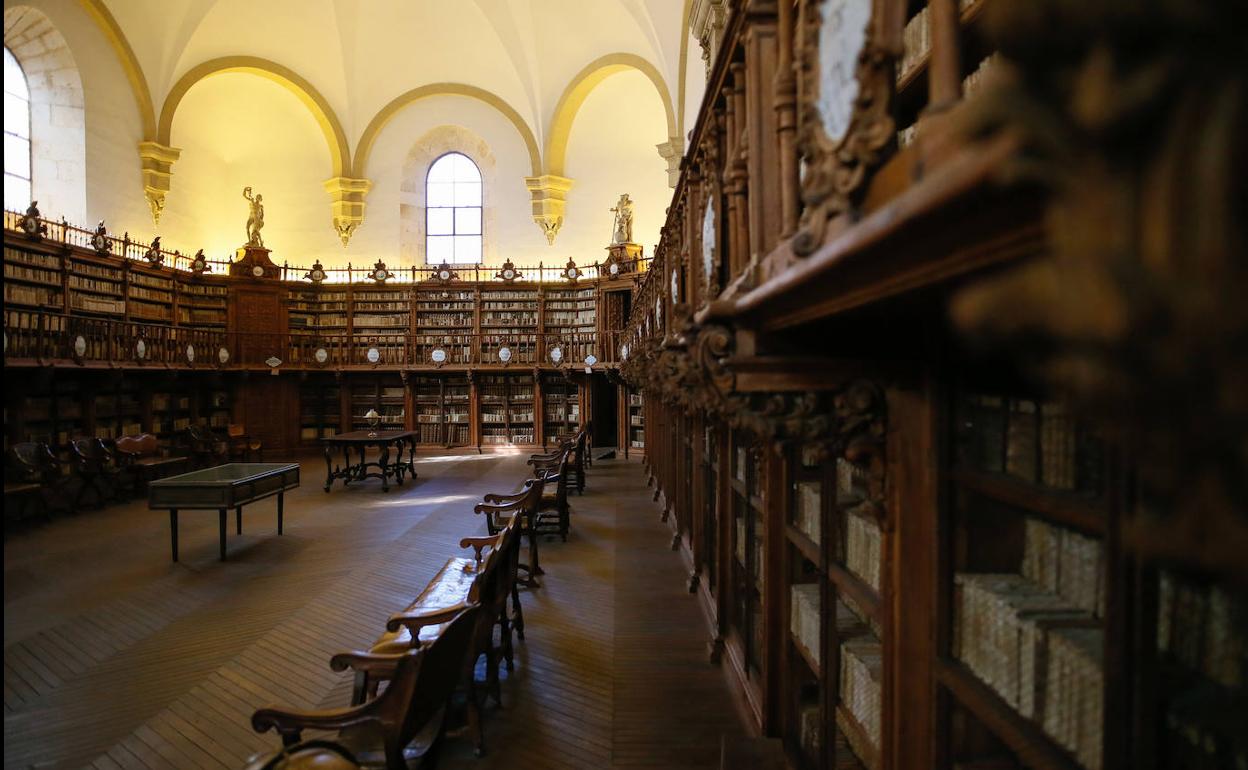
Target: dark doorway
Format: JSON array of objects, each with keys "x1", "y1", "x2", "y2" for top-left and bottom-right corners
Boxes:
[{"x1": 590, "y1": 373, "x2": 618, "y2": 450}]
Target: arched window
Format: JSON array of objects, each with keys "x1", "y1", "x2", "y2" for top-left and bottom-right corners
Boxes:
[
  {"x1": 3, "y1": 46, "x2": 31, "y2": 210},
  {"x1": 425, "y1": 152, "x2": 482, "y2": 264}
]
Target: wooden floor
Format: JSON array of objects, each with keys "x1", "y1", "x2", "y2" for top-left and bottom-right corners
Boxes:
[{"x1": 3, "y1": 450, "x2": 744, "y2": 769}]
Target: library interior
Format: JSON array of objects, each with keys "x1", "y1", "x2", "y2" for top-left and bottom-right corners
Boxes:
[{"x1": 3, "y1": 1, "x2": 1245, "y2": 769}]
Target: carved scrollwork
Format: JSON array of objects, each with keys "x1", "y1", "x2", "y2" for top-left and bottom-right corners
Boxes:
[{"x1": 792, "y1": 0, "x2": 896, "y2": 256}]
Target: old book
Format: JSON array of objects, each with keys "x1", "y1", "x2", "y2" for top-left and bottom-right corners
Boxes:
[{"x1": 1006, "y1": 399, "x2": 1039, "y2": 482}]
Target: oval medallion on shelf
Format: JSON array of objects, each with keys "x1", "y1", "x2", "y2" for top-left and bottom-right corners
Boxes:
[
  {"x1": 498, "y1": 346, "x2": 512, "y2": 363},
  {"x1": 135, "y1": 339, "x2": 147, "y2": 360},
  {"x1": 620, "y1": 343, "x2": 629, "y2": 361},
  {"x1": 265, "y1": 356, "x2": 282, "y2": 368},
  {"x1": 218, "y1": 346, "x2": 230, "y2": 364},
  {"x1": 503, "y1": 268, "x2": 516, "y2": 280},
  {"x1": 702, "y1": 199, "x2": 716, "y2": 284},
  {"x1": 73, "y1": 335, "x2": 87, "y2": 358},
  {"x1": 431, "y1": 348, "x2": 447, "y2": 364},
  {"x1": 609, "y1": 261, "x2": 620, "y2": 276},
  {"x1": 186, "y1": 344, "x2": 195, "y2": 363},
  {"x1": 252, "y1": 264, "x2": 265, "y2": 278},
  {"x1": 314, "y1": 347, "x2": 329, "y2": 364},
  {"x1": 584, "y1": 354, "x2": 598, "y2": 367},
  {"x1": 816, "y1": 0, "x2": 872, "y2": 144},
  {"x1": 366, "y1": 347, "x2": 381, "y2": 364},
  {"x1": 549, "y1": 346, "x2": 563, "y2": 365}
]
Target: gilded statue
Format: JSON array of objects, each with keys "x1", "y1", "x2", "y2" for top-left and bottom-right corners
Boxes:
[
  {"x1": 243, "y1": 186, "x2": 265, "y2": 247},
  {"x1": 611, "y1": 193, "x2": 634, "y2": 244}
]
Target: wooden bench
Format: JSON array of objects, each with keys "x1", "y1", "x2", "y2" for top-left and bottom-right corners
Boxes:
[
  {"x1": 114, "y1": 433, "x2": 189, "y2": 488},
  {"x1": 476, "y1": 475, "x2": 546, "y2": 586},
  {"x1": 527, "y1": 448, "x2": 573, "y2": 541},
  {"x1": 252, "y1": 603, "x2": 481, "y2": 770},
  {"x1": 332, "y1": 513, "x2": 525, "y2": 757}
]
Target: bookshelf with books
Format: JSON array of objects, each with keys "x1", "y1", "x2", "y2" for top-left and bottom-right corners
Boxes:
[
  {"x1": 299, "y1": 375, "x2": 341, "y2": 444},
  {"x1": 176, "y1": 279, "x2": 229, "y2": 327},
  {"x1": 443, "y1": 375, "x2": 471, "y2": 447},
  {"x1": 413, "y1": 288, "x2": 475, "y2": 365},
  {"x1": 287, "y1": 288, "x2": 349, "y2": 335},
  {"x1": 349, "y1": 374, "x2": 406, "y2": 432},
  {"x1": 627, "y1": 390, "x2": 645, "y2": 453},
  {"x1": 939, "y1": 387, "x2": 1112, "y2": 770},
  {"x1": 14, "y1": 376, "x2": 84, "y2": 450},
  {"x1": 412, "y1": 375, "x2": 445, "y2": 446},
  {"x1": 728, "y1": 435, "x2": 768, "y2": 720},
  {"x1": 541, "y1": 373, "x2": 580, "y2": 447},
  {"x1": 476, "y1": 373, "x2": 535, "y2": 447},
  {"x1": 66, "y1": 253, "x2": 126, "y2": 317},
  {"x1": 150, "y1": 383, "x2": 195, "y2": 440},
  {"x1": 91, "y1": 377, "x2": 144, "y2": 441},
  {"x1": 541, "y1": 286, "x2": 597, "y2": 337},
  {"x1": 3, "y1": 244, "x2": 65, "y2": 311},
  {"x1": 126, "y1": 268, "x2": 175, "y2": 323},
  {"x1": 350, "y1": 287, "x2": 410, "y2": 362},
  {"x1": 479, "y1": 288, "x2": 538, "y2": 363}
]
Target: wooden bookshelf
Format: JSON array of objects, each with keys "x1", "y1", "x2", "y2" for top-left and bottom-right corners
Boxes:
[
  {"x1": 3, "y1": 244, "x2": 65, "y2": 311},
  {"x1": 479, "y1": 288, "x2": 538, "y2": 364},
  {"x1": 542, "y1": 285, "x2": 597, "y2": 337},
  {"x1": 413, "y1": 287, "x2": 475, "y2": 365},
  {"x1": 127, "y1": 268, "x2": 175, "y2": 323},
  {"x1": 66, "y1": 253, "x2": 126, "y2": 317},
  {"x1": 443, "y1": 375, "x2": 471, "y2": 447},
  {"x1": 299, "y1": 375, "x2": 340, "y2": 444},
  {"x1": 540, "y1": 372, "x2": 580, "y2": 446},
  {"x1": 176, "y1": 280, "x2": 228, "y2": 327},
  {"x1": 476, "y1": 373, "x2": 535, "y2": 447},
  {"x1": 348, "y1": 374, "x2": 406, "y2": 432}
]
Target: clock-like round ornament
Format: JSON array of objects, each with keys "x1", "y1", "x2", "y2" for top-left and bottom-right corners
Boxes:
[{"x1": 252, "y1": 264, "x2": 265, "y2": 278}]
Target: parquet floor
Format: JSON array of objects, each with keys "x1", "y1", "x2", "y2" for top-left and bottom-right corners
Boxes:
[{"x1": 3, "y1": 450, "x2": 743, "y2": 769}]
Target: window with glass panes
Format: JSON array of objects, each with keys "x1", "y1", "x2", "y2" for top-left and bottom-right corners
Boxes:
[
  {"x1": 4, "y1": 47, "x2": 32, "y2": 211},
  {"x1": 425, "y1": 152, "x2": 482, "y2": 264}
]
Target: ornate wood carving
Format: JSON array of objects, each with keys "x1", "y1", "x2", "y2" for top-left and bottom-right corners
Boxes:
[
  {"x1": 792, "y1": 0, "x2": 896, "y2": 256},
  {"x1": 949, "y1": 0, "x2": 1248, "y2": 577}
]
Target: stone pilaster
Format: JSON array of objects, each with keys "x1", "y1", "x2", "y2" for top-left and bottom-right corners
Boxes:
[{"x1": 656, "y1": 137, "x2": 685, "y2": 188}]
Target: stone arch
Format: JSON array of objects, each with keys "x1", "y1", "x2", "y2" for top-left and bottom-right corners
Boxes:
[
  {"x1": 77, "y1": 0, "x2": 155, "y2": 138},
  {"x1": 354, "y1": 84, "x2": 540, "y2": 178},
  {"x1": 544, "y1": 53, "x2": 678, "y2": 178},
  {"x1": 399, "y1": 126, "x2": 499, "y2": 265},
  {"x1": 158, "y1": 56, "x2": 350, "y2": 178},
  {"x1": 4, "y1": 5, "x2": 87, "y2": 222}
]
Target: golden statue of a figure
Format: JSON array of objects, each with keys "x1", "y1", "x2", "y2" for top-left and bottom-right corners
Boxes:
[{"x1": 243, "y1": 186, "x2": 265, "y2": 247}]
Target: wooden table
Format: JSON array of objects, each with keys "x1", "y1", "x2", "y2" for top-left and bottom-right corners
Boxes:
[
  {"x1": 149, "y1": 463, "x2": 300, "y2": 562},
  {"x1": 321, "y1": 430, "x2": 418, "y2": 492}
]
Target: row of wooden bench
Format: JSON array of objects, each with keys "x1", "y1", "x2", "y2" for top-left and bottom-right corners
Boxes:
[
  {"x1": 3, "y1": 425, "x2": 262, "y2": 525},
  {"x1": 242, "y1": 429, "x2": 590, "y2": 770}
]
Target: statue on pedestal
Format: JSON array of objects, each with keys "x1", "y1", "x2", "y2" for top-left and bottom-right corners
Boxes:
[
  {"x1": 243, "y1": 186, "x2": 265, "y2": 247},
  {"x1": 611, "y1": 193, "x2": 634, "y2": 244}
]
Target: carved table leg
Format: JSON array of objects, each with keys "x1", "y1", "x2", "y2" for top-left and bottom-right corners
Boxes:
[
  {"x1": 277, "y1": 491, "x2": 284, "y2": 535},
  {"x1": 236, "y1": 505, "x2": 243, "y2": 535},
  {"x1": 323, "y1": 443, "x2": 334, "y2": 492},
  {"x1": 378, "y1": 442, "x2": 391, "y2": 492}
]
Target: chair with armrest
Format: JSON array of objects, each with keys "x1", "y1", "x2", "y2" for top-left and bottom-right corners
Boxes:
[
  {"x1": 6, "y1": 441, "x2": 62, "y2": 521},
  {"x1": 114, "y1": 433, "x2": 189, "y2": 488},
  {"x1": 241, "y1": 739, "x2": 361, "y2": 770},
  {"x1": 70, "y1": 437, "x2": 133, "y2": 508},
  {"x1": 228, "y1": 423, "x2": 264, "y2": 462},
  {"x1": 476, "y1": 475, "x2": 546, "y2": 586},
  {"x1": 529, "y1": 449, "x2": 572, "y2": 542},
  {"x1": 253, "y1": 603, "x2": 481, "y2": 770},
  {"x1": 337, "y1": 529, "x2": 513, "y2": 758},
  {"x1": 181, "y1": 424, "x2": 228, "y2": 468}
]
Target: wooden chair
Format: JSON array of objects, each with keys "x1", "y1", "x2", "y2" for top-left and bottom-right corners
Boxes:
[
  {"x1": 477, "y1": 475, "x2": 546, "y2": 587},
  {"x1": 181, "y1": 424, "x2": 228, "y2": 468},
  {"x1": 114, "y1": 433, "x2": 189, "y2": 488},
  {"x1": 242, "y1": 739, "x2": 361, "y2": 770},
  {"x1": 526, "y1": 449, "x2": 572, "y2": 542},
  {"x1": 7, "y1": 442, "x2": 67, "y2": 516},
  {"x1": 70, "y1": 437, "x2": 133, "y2": 508},
  {"x1": 336, "y1": 521, "x2": 520, "y2": 757},
  {"x1": 228, "y1": 423, "x2": 264, "y2": 462},
  {"x1": 533, "y1": 426, "x2": 587, "y2": 494},
  {"x1": 253, "y1": 603, "x2": 481, "y2": 770}
]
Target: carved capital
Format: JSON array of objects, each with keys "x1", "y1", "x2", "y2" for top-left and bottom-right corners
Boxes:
[
  {"x1": 323, "y1": 176, "x2": 372, "y2": 247},
  {"x1": 524, "y1": 174, "x2": 575, "y2": 245},
  {"x1": 656, "y1": 137, "x2": 685, "y2": 188},
  {"x1": 137, "y1": 141, "x2": 181, "y2": 225}
]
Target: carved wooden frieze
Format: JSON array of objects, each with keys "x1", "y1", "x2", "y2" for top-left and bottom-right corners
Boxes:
[{"x1": 793, "y1": 0, "x2": 895, "y2": 255}]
